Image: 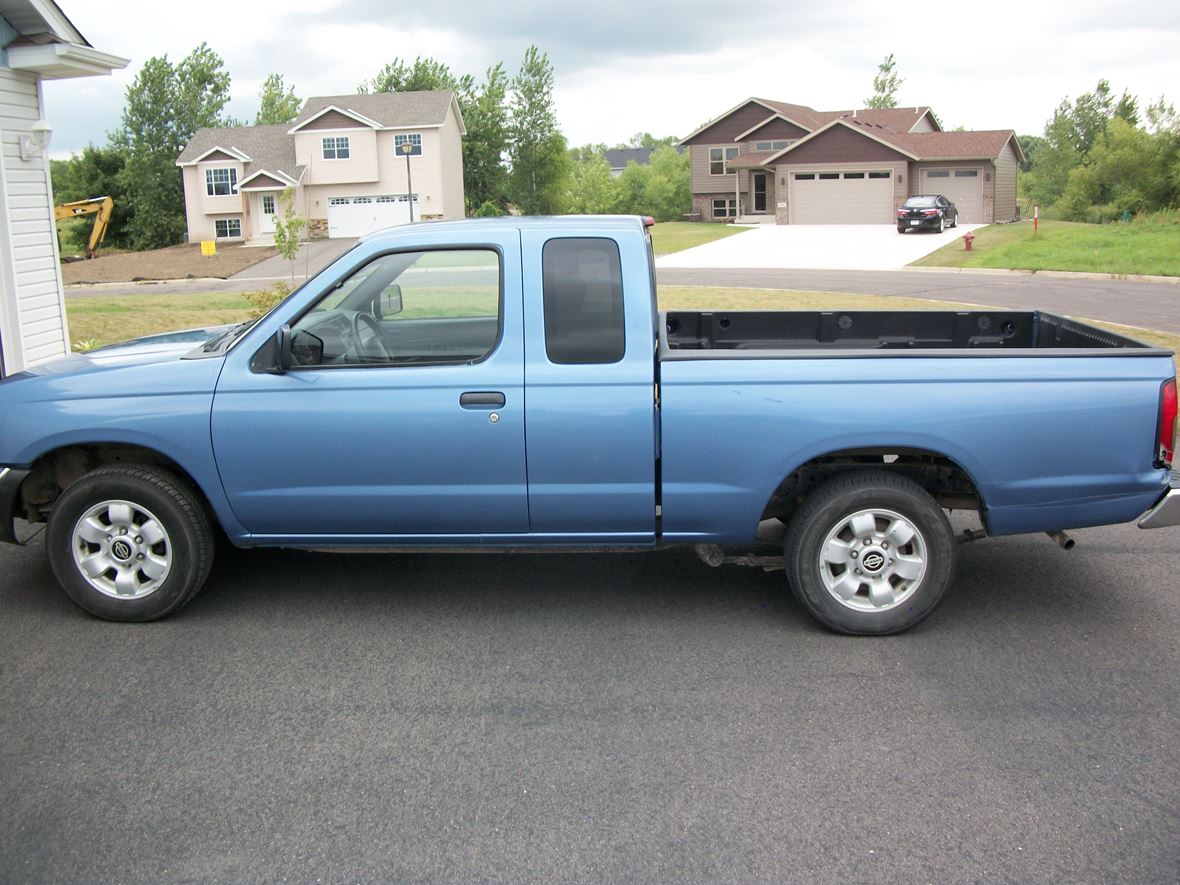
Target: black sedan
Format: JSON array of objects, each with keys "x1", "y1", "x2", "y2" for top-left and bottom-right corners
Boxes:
[{"x1": 897, "y1": 195, "x2": 958, "y2": 233}]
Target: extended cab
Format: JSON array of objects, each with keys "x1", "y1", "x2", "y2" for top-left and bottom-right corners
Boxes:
[{"x1": 1, "y1": 217, "x2": 1177, "y2": 633}]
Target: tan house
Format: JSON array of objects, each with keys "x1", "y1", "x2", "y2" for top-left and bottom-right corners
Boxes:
[
  {"x1": 176, "y1": 90, "x2": 466, "y2": 243},
  {"x1": 681, "y1": 98, "x2": 1024, "y2": 225},
  {"x1": 0, "y1": 0, "x2": 127, "y2": 377}
]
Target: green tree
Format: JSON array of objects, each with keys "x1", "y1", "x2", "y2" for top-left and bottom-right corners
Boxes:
[
  {"x1": 641, "y1": 145, "x2": 690, "y2": 221},
  {"x1": 360, "y1": 56, "x2": 464, "y2": 93},
  {"x1": 51, "y1": 144, "x2": 131, "y2": 251},
  {"x1": 459, "y1": 64, "x2": 511, "y2": 211},
  {"x1": 1059, "y1": 117, "x2": 1180, "y2": 220},
  {"x1": 111, "y1": 43, "x2": 235, "y2": 249},
  {"x1": 256, "y1": 73, "x2": 301, "y2": 125},
  {"x1": 564, "y1": 152, "x2": 619, "y2": 214},
  {"x1": 865, "y1": 53, "x2": 903, "y2": 109},
  {"x1": 272, "y1": 187, "x2": 306, "y2": 282},
  {"x1": 508, "y1": 46, "x2": 569, "y2": 214}
]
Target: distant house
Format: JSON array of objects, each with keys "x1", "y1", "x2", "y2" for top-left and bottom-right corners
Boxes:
[
  {"x1": 680, "y1": 97, "x2": 1023, "y2": 224},
  {"x1": 176, "y1": 90, "x2": 466, "y2": 243},
  {"x1": 604, "y1": 146, "x2": 685, "y2": 178},
  {"x1": 0, "y1": 1, "x2": 127, "y2": 377}
]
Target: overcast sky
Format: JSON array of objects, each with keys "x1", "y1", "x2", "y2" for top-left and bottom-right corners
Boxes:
[{"x1": 42, "y1": 0, "x2": 1180, "y2": 157}]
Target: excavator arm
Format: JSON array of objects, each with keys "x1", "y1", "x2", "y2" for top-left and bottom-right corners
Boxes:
[{"x1": 54, "y1": 196, "x2": 114, "y2": 259}]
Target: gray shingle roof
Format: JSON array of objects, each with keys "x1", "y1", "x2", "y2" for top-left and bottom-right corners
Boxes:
[
  {"x1": 176, "y1": 123, "x2": 300, "y2": 180},
  {"x1": 292, "y1": 91, "x2": 457, "y2": 130}
]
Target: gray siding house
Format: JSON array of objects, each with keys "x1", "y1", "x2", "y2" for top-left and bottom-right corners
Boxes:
[
  {"x1": 681, "y1": 98, "x2": 1023, "y2": 225},
  {"x1": 0, "y1": 0, "x2": 126, "y2": 377}
]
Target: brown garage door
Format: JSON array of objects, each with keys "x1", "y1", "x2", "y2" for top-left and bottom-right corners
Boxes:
[
  {"x1": 920, "y1": 168, "x2": 983, "y2": 223},
  {"x1": 790, "y1": 171, "x2": 895, "y2": 224}
]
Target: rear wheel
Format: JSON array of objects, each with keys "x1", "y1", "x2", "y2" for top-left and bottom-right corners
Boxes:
[
  {"x1": 46, "y1": 465, "x2": 214, "y2": 621},
  {"x1": 937, "y1": 215, "x2": 945, "y2": 233},
  {"x1": 897, "y1": 225, "x2": 906, "y2": 234},
  {"x1": 784, "y1": 471, "x2": 956, "y2": 635}
]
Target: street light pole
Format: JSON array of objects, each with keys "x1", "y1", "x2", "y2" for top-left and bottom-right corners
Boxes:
[{"x1": 400, "y1": 141, "x2": 415, "y2": 222}]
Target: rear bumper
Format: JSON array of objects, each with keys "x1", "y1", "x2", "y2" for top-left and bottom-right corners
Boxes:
[
  {"x1": 0, "y1": 467, "x2": 30, "y2": 545},
  {"x1": 1138, "y1": 473, "x2": 1180, "y2": 529}
]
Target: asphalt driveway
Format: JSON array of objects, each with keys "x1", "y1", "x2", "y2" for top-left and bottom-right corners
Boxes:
[
  {"x1": 2, "y1": 518, "x2": 1178, "y2": 881},
  {"x1": 656, "y1": 223, "x2": 984, "y2": 272}
]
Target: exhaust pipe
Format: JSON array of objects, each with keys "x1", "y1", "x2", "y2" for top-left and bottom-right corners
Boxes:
[{"x1": 1046, "y1": 531, "x2": 1075, "y2": 550}]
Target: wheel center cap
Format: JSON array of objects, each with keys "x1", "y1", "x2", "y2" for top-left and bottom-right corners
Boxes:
[
  {"x1": 860, "y1": 548, "x2": 887, "y2": 574},
  {"x1": 111, "y1": 539, "x2": 133, "y2": 561}
]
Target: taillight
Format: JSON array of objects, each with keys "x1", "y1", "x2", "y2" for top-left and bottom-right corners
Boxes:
[
  {"x1": 922, "y1": 209, "x2": 938, "y2": 216},
  {"x1": 1158, "y1": 378, "x2": 1177, "y2": 468},
  {"x1": 896, "y1": 209, "x2": 907, "y2": 216}
]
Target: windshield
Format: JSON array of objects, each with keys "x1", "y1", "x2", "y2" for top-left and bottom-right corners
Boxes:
[{"x1": 904, "y1": 196, "x2": 939, "y2": 208}]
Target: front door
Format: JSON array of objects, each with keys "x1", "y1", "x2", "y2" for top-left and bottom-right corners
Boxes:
[
  {"x1": 752, "y1": 173, "x2": 767, "y2": 213},
  {"x1": 210, "y1": 231, "x2": 530, "y2": 539},
  {"x1": 257, "y1": 193, "x2": 277, "y2": 234}
]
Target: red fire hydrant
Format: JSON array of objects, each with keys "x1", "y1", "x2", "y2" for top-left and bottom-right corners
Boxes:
[{"x1": 963, "y1": 230, "x2": 975, "y2": 251}]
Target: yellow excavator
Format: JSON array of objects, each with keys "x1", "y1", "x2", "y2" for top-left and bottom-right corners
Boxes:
[{"x1": 54, "y1": 196, "x2": 114, "y2": 259}]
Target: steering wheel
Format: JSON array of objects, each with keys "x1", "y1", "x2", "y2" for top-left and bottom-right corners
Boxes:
[{"x1": 347, "y1": 310, "x2": 393, "y2": 362}]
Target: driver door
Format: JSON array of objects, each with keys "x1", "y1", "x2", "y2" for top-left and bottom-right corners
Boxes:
[{"x1": 210, "y1": 236, "x2": 529, "y2": 539}]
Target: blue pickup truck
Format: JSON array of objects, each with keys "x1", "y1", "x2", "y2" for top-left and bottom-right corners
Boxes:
[{"x1": 1, "y1": 216, "x2": 1177, "y2": 633}]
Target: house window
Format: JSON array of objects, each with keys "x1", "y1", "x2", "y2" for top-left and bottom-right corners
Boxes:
[
  {"x1": 712, "y1": 198, "x2": 737, "y2": 218},
  {"x1": 709, "y1": 146, "x2": 739, "y2": 175},
  {"x1": 754, "y1": 140, "x2": 791, "y2": 151},
  {"x1": 214, "y1": 218, "x2": 242, "y2": 238},
  {"x1": 205, "y1": 167, "x2": 238, "y2": 196},
  {"x1": 262, "y1": 195, "x2": 276, "y2": 214},
  {"x1": 322, "y1": 136, "x2": 350, "y2": 160},
  {"x1": 394, "y1": 133, "x2": 423, "y2": 156}
]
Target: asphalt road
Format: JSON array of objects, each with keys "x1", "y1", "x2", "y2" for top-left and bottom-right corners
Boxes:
[
  {"x1": 2, "y1": 519, "x2": 1178, "y2": 881},
  {"x1": 657, "y1": 268, "x2": 1180, "y2": 334}
]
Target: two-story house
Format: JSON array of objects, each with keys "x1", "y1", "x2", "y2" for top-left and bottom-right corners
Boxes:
[
  {"x1": 681, "y1": 98, "x2": 1023, "y2": 225},
  {"x1": 0, "y1": 0, "x2": 127, "y2": 377},
  {"x1": 176, "y1": 90, "x2": 466, "y2": 243}
]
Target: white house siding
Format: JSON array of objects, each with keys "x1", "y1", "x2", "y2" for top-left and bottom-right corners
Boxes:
[
  {"x1": 438, "y1": 106, "x2": 466, "y2": 217},
  {"x1": 0, "y1": 67, "x2": 69, "y2": 375}
]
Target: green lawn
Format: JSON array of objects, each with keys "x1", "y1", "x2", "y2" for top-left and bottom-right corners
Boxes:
[
  {"x1": 911, "y1": 218, "x2": 1180, "y2": 277},
  {"x1": 649, "y1": 222, "x2": 749, "y2": 256}
]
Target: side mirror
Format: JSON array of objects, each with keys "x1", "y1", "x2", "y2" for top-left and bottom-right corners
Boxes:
[
  {"x1": 378, "y1": 284, "x2": 403, "y2": 318},
  {"x1": 274, "y1": 324, "x2": 293, "y2": 374}
]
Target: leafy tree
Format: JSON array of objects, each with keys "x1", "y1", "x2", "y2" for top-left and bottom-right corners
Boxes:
[
  {"x1": 508, "y1": 46, "x2": 569, "y2": 214},
  {"x1": 865, "y1": 53, "x2": 903, "y2": 109},
  {"x1": 51, "y1": 144, "x2": 131, "y2": 250},
  {"x1": 272, "y1": 187, "x2": 306, "y2": 282},
  {"x1": 641, "y1": 145, "x2": 690, "y2": 221},
  {"x1": 564, "y1": 153, "x2": 619, "y2": 215},
  {"x1": 111, "y1": 43, "x2": 235, "y2": 249},
  {"x1": 360, "y1": 57, "x2": 465, "y2": 93},
  {"x1": 459, "y1": 64, "x2": 511, "y2": 211},
  {"x1": 256, "y1": 73, "x2": 301, "y2": 125},
  {"x1": 1059, "y1": 117, "x2": 1180, "y2": 220}
]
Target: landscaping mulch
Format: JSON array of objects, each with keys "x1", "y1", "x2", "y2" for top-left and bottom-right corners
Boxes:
[{"x1": 62, "y1": 242, "x2": 278, "y2": 285}]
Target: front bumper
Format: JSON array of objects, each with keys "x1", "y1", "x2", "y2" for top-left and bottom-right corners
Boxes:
[
  {"x1": 0, "y1": 467, "x2": 31, "y2": 545},
  {"x1": 1138, "y1": 472, "x2": 1180, "y2": 529}
]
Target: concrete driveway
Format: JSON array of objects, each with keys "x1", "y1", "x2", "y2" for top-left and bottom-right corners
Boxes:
[
  {"x1": 656, "y1": 223, "x2": 984, "y2": 272},
  {"x1": 231, "y1": 237, "x2": 359, "y2": 282}
]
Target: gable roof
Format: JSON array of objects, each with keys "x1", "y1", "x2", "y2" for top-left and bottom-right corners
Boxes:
[
  {"x1": 289, "y1": 91, "x2": 465, "y2": 134},
  {"x1": 175, "y1": 123, "x2": 302, "y2": 182},
  {"x1": 762, "y1": 117, "x2": 1022, "y2": 165}
]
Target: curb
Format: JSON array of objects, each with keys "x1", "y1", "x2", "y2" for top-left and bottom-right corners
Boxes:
[
  {"x1": 907, "y1": 266, "x2": 1180, "y2": 285},
  {"x1": 65, "y1": 277, "x2": 233, "y2": 292}
]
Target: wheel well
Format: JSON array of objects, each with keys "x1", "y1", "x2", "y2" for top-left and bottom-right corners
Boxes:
[
  {"x1": 17, "y1": 444, "x2": 214, "y2": 527},
  {"x1": 761, "y1": 449, "x2": 984, "y2": 524}
]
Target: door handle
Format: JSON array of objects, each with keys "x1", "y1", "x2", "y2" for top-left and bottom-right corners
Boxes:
[{"x1": 459, "y1": 391, "x2": 505, "y2": 408}]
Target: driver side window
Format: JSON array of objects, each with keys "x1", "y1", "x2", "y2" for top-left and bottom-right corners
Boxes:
[{"x1": 290, "y1": 248, "x2": 501, "y2": 367}]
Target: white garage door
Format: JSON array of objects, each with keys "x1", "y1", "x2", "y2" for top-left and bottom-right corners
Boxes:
[
  {"x1": 920, "y1": 169, "x2": 983, "y2": 223},
  {"x1": 327, "y1": 194, "x2": 418, "y2": 238},
  {"x1": 791, "y1": 170, "x2": 894, "y2": 224}
]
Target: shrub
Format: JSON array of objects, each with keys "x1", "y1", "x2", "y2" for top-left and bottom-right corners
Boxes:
[{"x1": 244, "y1": 281, "x2": 293, "y2": 318}]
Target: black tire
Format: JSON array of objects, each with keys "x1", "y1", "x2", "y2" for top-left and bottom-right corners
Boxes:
[
  {"x1": 783, "y1": 471, "x2": 956, "y2": 635},
  {"x1": 46, "y1": 465, "x2": 214, "y2": 621},
  {"x1": 897, "y1": 225, "x2": 906, "y2": 234},
  {"x1": 937, "y1": 215, "x2": 945, "y2": 233},
  {"x1": 951, "y1": 212, "x2": 959, "y2": 229}
]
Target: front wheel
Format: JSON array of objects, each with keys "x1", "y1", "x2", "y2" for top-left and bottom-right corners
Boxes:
[
  {"x1": 784, "y1": 471, "x2": 956, "y2": 635},
  {"x1": 46, "y1": 465, "x2": 215, "y2": 621}
]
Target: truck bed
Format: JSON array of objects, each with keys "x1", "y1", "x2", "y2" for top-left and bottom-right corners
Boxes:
[{"x1": 660, "y1": 310, "x2": 1166, "y2": 358}]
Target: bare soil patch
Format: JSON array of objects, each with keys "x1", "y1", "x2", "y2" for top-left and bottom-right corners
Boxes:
[{"x1": 62, "y1": 243, "x2": 278, "y2": 285}]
